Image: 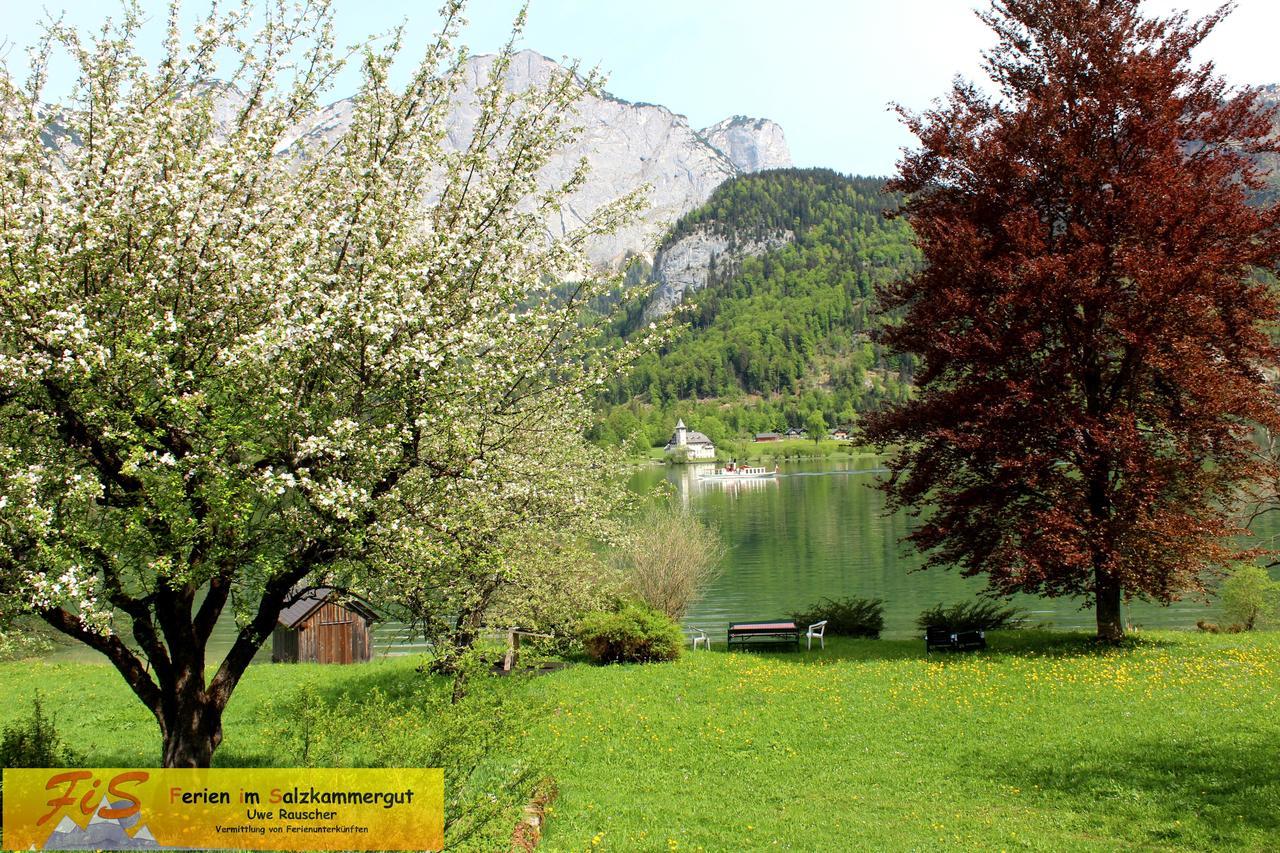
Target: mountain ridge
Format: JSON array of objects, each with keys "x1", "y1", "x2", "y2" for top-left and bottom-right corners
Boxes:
[
  {"x1": 602, "y1": 168, "x2": 918, "y2": 417},
  {"x1": 72, "y1": 49, "x2": 791, "y2": 268}
]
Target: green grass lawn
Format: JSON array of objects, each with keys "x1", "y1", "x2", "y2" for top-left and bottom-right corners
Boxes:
[
  {"x1": 2, "y1": 630, "x2": 1278, "y2": 851},
  {"x1": 0, "y1": 655, "x2": 418, "y2": 767},
  {"x1": 524, "y1": 631, "x2": 1280, "y2": 851}
]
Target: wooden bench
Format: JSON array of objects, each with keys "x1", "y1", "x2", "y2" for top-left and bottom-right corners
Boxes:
[
  {"x1": 925, "y1": 627, "x2": 986, "y2": 657},
  {"x1": 728, "y1": 620, "x2": 800, "y2": 650}
]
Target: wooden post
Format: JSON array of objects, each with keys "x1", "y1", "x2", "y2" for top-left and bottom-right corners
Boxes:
[
  {"x1": 503, "y1": 630, "x2": 521, "y2": 673},
  {"x1": 500, "y1": 629, "x2": 553, "y2": 673}
]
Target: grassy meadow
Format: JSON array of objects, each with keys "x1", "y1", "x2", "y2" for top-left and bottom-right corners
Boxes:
[{"x1": 1, "y1": 630, "x2": 1278, "y2": 851}]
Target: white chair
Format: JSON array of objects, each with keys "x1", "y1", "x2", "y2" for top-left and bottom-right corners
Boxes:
[
  {"x1": 806, "y1": 620, "x2": 828, "y2": 650},
  {"x1": 690, "y1": 627, "x2": 710, "y2": 650}
]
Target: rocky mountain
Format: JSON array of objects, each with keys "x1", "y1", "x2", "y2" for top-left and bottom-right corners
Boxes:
[
  {"x1": 601, "y1": 169, "x2": 919, "y2": 409},
  {"x1": 38, "y1": 50, "x2": 789, "y2": 268},
  {"x1": 700, "y1": 116, "x2": 791, "y2": 174},
  {"x1": 643, "y1": 225, "x2": 794, "y2": 320},
  {"x1": 42, "y1": 799, "x2": 165, "y2": 850},
  {"x1": 1252, "y1": 84, "x2": 1280, "y2": 202},
  {"x1": 275, "y1": 50, "x2": 793, "y2": 267}
]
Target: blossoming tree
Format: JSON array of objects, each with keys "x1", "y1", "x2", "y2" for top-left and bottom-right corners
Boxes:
[{"x1": 0, "y1": 0, "x2": 646, "y2": 766}]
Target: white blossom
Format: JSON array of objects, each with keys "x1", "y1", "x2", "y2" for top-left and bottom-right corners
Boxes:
[{"x1": 0, "y1": 0, "x2": 660, "y2": 681}]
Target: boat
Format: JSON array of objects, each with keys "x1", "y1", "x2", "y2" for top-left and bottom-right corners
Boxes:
[{"x1": 698, "y1": 461, "x2": 779, "y2": 480}]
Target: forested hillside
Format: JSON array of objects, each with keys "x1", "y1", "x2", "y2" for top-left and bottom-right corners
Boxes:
[{"x1": 592, "y1": 169, "x2": 920, "y2": 449}]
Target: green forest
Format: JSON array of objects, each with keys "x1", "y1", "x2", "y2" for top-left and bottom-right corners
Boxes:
[{"x1": 592, "y1": 168, "x2": 921, "y2": 451}]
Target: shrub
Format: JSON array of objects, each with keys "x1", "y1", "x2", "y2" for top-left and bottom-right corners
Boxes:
[
  {"x1": 664, "y1": 446, "x2": 691, "y2": 464},
  {"x1": 1220, "y1": 564, "x2": 1280, "y2": 631},
  {"x1": 577, "y1": 604, "x2": 683, "y2": 664},
  {"x1": 0, "y1": 623, "x2": 54, "y2": 662},
  {"x1": 487, "y1": 546, "x2": 625, "y2": 657},
  {"x1": 257, "y1": 676, "x2": 547, "y2": 850},
  {"x1": 626, "y1": 433, "x2": 652, "y2": 459},
  {"x1": 916, "y1": 600, "x2": 1024, "y2": 635},
  {"x1": 616, "y1": 507, "x2": 725, "y2": 620},
  {"x1": 788, "y1": 597, "x2": 884, "y2": 639},
  {"x1": 0, "y1": 692, "x2": 81, "y2": 769}
]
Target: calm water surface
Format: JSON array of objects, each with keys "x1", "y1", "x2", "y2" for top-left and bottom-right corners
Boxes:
[
  {"x1": 633, "y1": 456, "x2": 1280, "y2": 639},
  {"x1": 44, "y1": 456, "x2": 1278, "y2": 662}
]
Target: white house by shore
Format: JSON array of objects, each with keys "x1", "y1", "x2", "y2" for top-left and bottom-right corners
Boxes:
[{"x1": 664, "y1": 419, "x2": 716, "y2": 460}]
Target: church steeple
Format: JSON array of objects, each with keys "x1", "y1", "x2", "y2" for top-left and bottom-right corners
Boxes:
[{"x1": 674, "y1": 419, "x2": 687, "y2": 446}]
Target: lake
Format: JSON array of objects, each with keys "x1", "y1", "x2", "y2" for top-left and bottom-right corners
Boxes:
[
  {"x1": 41, "y1": 455, "x2": 1277, "y2": 662},
  {"x1": 631, "y1": 456, "x2": 1279, "y2": 639}
]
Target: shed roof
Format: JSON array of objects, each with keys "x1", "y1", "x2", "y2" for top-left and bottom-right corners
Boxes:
[{"x1": 277, "y1": 587, "x2": 379, "y2": 628}]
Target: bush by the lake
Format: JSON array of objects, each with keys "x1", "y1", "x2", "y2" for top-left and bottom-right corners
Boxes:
[
  {"x1": 0, "y1": 692, "x2": 81, "y2": 769},
  {"x1": 916, "y1": 600, "x2": 1024, "y2": 634},
  {"x1": 1196, "y1": 620, "x2": 1244, "y2": 634},
  {"x1": 257, "y1": 675, "x2": 545, "y2": 850},
  {"x1": 577, "y1": 604, "x2": 684, "y2": 664},
  {"x1": 0, "y1": 620, "x2": 54, "y2": 662},
  {"x1": 466, "y1": 545, "x2": 625, "y2": 661},
  {"x1": 788, "y1": 597, "x2": 884, "y2": 638},
  {"x1": 617, "y1": 507, "x2": 726, "y2": 620},
  {"x1": 1220, "y1": 564, "x2": 1280, "y2": 631}
]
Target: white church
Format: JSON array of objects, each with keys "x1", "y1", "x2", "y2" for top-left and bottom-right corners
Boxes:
[{"x1": 664, "y1": 419, "x2": 716, "y2": 461}]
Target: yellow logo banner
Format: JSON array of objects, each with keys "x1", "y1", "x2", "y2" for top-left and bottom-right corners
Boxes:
[{"x1": 1, "y1": 768, "x2": 443, "y2": 851}]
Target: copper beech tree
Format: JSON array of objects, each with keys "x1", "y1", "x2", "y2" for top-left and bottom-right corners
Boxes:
[{"x1": 863, "y1": 0, "x2": 1280, "y2": 640}]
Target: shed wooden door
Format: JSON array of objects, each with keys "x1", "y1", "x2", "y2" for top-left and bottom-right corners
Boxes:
[{"x1": 316, "y1": 603, "x2": 354, "y2": 664}]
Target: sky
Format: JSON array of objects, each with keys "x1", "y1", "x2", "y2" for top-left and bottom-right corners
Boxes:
[{"x1": 2, "y1": 0, "x2": 1279, "y2": 175}]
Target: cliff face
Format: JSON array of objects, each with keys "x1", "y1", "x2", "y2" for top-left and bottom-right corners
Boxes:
[
  {"x1": 1252, "y1": 84, "x2": 1280, "y2": 201},
  {"x1": 700, "y1": 115, "x2": 792, "y2": 174},
  {"x1": 276, "y1": 50, "x2": 790, "y2": 267},
  {"x1": 39, "y1": 51, "x2": 791, "y2": 267},
  {"x1": 462, "y1": 51, "x2": 741, "y2": 268},
  {"x1": 643, "y1": 225, "x2": 794, "y2": 320}
]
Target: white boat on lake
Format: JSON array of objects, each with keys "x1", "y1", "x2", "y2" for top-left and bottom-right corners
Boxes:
[{"x1": 699, "y1": 461, "x2": 778, "y2": 480}]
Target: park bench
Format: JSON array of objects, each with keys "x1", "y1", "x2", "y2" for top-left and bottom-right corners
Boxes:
[
  {"x1": 728, "y1": 620, "x2": 799, "y2": 650},
  {"x1": 924, "y1": 626, "x2": 986, "y2": 657}
]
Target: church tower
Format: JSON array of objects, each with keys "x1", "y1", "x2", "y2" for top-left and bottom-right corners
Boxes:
[{"x1": 674, "y1": 418, "x2": 688, "y2": 447}]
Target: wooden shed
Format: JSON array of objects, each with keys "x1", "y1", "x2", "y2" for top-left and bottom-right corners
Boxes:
[{"x1": 271, "y1": 587, "x2": 379, "y2": 664}]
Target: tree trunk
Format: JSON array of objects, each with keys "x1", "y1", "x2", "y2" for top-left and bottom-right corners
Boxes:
[
  {"x1": 39, "y1": 560, "x2": 309, "y2": 770},
  {"x1": 1095, "y1": 570, "x2": 1125, "y2": 642},
  {"x1": 158, "y1": 698, "x2": 223, "y2": 768},
  {"x1": 1086, "y1": 458, "x2": 1124, "y2": 642},
  {"x1": 450, "y1": 669, "x2": 470, "y2": 705},
  {"x1": 445, "y1": 607, "x2": 485, "y2": 704}
]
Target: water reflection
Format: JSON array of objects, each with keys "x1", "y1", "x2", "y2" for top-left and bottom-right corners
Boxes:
[
  {"x1": 668, "y1": 462, "x2": 780, "y2": 506},
  {"x1": 41, "y1": 457, "x2": 1278, "y2": 663},
  {"x1": 632, "y1": 458, "x2": 1279, "y2": 641}
]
